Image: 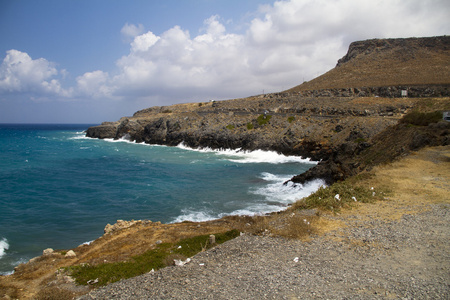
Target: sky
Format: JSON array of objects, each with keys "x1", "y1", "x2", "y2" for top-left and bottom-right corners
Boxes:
[{"x1": 0, "y1": 0, "x2": 449, "y2": 123}]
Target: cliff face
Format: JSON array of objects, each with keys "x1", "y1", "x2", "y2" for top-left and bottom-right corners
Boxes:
[
  {"x1": 86, "y1": 36, "x2": 450, "y2": 184},
  {"x1": 86, "y1": 96, "x2": 415, "y2": 163},
  {"x1": 336, "y1": 36, "x2": 450, "y2": 67}
]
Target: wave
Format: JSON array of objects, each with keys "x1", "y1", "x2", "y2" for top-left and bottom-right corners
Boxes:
[
  {"x1": 171, "y1": 175, "x2": 325, "y2": 223},
  {"x1": 0, "y1": 238, "x2": 9, "y2": 259},
  {"x1": 250, "y1": 173, "x2": 325, "y2": 205},
  {"x1": 79, "y1": 137, "x2": 316, "y2": 165},
  {"x1": 177, "y1": 142, "x2": 317, "y2": 164}
]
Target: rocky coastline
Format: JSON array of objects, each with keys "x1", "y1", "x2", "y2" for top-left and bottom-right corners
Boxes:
[{"x1": 86, "y1": 35, "x2": 450, "y2": 184}]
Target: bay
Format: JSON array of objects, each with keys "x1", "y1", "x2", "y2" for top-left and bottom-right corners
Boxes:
[{"x1": 0, "y1": 124, "x2": 323, "y2": 274}]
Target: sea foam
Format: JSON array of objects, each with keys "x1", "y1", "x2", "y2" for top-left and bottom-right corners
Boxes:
[
  {"x1": 177, "y1": 142, "x2": 317, "y2": 164},
  {"x1": 0, "y1": 238, "x2": 9, "y2": 259},
  {"x1": 171, "y1": 175, "x2": 326, "y2": 223}
]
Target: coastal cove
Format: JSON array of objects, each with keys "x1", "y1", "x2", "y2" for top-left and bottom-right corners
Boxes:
[{"x1": 0, "y1": 124, "x2": 321, "y2": 275}]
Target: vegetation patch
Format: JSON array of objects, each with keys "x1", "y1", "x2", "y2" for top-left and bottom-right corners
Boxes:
[
  {"x1": 287, "y1": 116, "x2": 295, "y2": 123},
  {"x1": 293, "y1": 178, "x2": 391, "y2": 212},
  {"x1": 400, "y1": 110, "x2": 443, "y2": 126},
  {"x1": 226, "y1": 124, "x2": 235, "y2": 130},
  {"x1": 246, "y1": 122, "x2": 254, "y2": 130},
  {"x1": 66, "y1": 230, "x2": 240, "y2": 286},
  {"x1": 257, "y1": 114, "x2": 272, "y2": 126}
]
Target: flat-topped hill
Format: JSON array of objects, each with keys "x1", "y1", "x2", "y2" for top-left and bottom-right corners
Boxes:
[{"x1": 287, "y1": 36, "x2": 450, "y2": 92}]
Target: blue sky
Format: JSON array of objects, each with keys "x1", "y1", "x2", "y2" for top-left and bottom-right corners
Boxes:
[{"x1": 0, "y1": 0, "x2": 449, "y2": 123}]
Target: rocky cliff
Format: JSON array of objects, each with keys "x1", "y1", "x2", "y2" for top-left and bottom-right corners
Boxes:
[{"x1": 86, "y1": 36, "x2": 450, "y2": 184}]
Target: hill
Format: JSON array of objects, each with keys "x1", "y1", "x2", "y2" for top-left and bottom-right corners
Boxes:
[{"x1": 287, "y1": 36, "x2": 450, "y2": 92}]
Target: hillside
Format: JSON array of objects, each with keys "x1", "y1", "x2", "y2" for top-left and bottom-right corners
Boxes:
[{"x1": 287, "y1": 36, "x2": 450, "y2": 92}]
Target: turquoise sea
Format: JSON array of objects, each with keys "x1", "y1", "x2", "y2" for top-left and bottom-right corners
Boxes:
[{"x1": 0, "y1": 124, "x2": 323, "y2": 275}]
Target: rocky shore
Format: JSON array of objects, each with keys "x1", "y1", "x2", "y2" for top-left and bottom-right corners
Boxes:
[{"x1": 80, "y1": 146, "x2": 450, "y2": 299}]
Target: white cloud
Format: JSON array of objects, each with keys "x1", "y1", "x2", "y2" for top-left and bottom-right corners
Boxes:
[
  {"x1": 121, "y1": 23, "x2": 145, "y2": 40},
  {"x1": 2, "y1": 0, "x2": 449, "y2": 108},
  {"x1": 105, "y1": 0, "x2": 449, "y2": 104},
  {"x1": 131, "y1": 31, "x2": 160, "y2": 52},
  {"x1": 0, "y1": 49, "x2": 72, "y2": 98},
  {"x1": 76, "y1": 70, "x2": 112, "y2": 98}
]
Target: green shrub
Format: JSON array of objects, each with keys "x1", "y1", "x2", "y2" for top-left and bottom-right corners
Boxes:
[
  {"x1": 226, "y1": 124, "x2": 235, "y2": 130},
  {"x1": 257, "y1": 114, "x2": 272, "y2": 126},
  {"x1": 287, "y1": 116, "x2": 295, "y2": 123},
  {"x1": 294, "y1": 181, "x2": 390, "y2": 212},
  {"x1": 400, "y1": 110, "x2": 442, "y2": 126},
  {"x1": 67, "y1": 230, "x2": 240, "y2": 286},
  {"x1": 247, "y1": 122, "x2": 254, "y2": 130}
]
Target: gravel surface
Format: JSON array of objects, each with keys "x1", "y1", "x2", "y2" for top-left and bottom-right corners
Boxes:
[{"x1": 80, "y1": 204, "x2": 449, "y2": 299}]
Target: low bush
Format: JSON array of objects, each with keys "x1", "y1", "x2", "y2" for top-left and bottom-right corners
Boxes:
[
  {"x1": 257, "y1": 114, "x2": 272, "y2": 126},
  {"x1": 293, "y1": 180, "x2": 390, "y2": 212},
  {"x1": 400, "y1": 110, "x2": 442, "y2": 126}
]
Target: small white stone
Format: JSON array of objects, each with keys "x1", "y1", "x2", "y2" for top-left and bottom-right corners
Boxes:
[
  {"x1": 43, "y1": 248, "x2": 54, "y2": 256},
  {"x1": 65, "y1": 250, "x2": 76, "y2": 258}
]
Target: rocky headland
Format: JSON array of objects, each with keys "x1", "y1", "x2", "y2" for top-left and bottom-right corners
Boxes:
[
  {"x1": 86, "y1": 35, "x2": 450, "y2": 184},
  {"x1": 1, "y1": 36, "x2": 449, "y2": 299}
]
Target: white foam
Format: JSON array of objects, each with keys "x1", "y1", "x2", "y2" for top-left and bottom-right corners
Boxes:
[
  {"x1": 171, "y1": 209, "x2": 216, "y2": 223},
  {"x1": 80, "y1": 240, "x2": 94, "y2": 246},
  {"x1": 0, "y1": 238, "x2": 9, "y2": 259},
  {"x1": 171, "y1": 176, "x2": 325, "y2": 223},
  {"x1": 177, "y1": 142, "x2": 317, "y2": 164},
  {"x1": 250, "y1": 173, "x2": 325, "y2": 205}
]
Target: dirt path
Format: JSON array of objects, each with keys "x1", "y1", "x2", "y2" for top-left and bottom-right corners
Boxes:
[{"x1": 81, "y1": 146, "x2": 450, "y2": 299}]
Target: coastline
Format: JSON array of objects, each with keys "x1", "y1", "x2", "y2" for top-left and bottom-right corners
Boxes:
[
  {"x1": 1, "y1": 145, "x2": 449, "y2": 299},
  {"x1": 80, "y1": 145, "x2": 450, "y2": 299}
]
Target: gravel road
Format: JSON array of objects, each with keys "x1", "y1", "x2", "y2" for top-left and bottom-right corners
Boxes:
[{"x1": 80, "y1": 203, "x2": 449, "y2": 299}]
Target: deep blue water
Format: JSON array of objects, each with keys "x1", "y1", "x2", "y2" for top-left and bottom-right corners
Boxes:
[{"x1": 0, "y1": 124, "x2": 323, "y2": 274}]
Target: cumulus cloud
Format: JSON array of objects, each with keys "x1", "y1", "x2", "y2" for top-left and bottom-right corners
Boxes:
[
  {"x1": 0, "y1": 49, "x2": 72, "y2": 99},
  {"x1": 76, "y1": 70, "x2": 112, "y2": 98},
  {"x1": 103, "y1": 0, "x2": 449, "y2": 104},
  {"x1": 2, "y1": 0, "x2": 449, "y2": 107}
]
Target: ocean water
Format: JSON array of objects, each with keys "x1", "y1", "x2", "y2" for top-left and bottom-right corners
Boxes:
[{"x1": 0, "y1": 124, "x2": 324, "y2": 275}]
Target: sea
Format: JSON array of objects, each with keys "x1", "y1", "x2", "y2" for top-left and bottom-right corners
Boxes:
[{"x1": 0, "y1": 124, "x2": 324, "y2": 275}]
